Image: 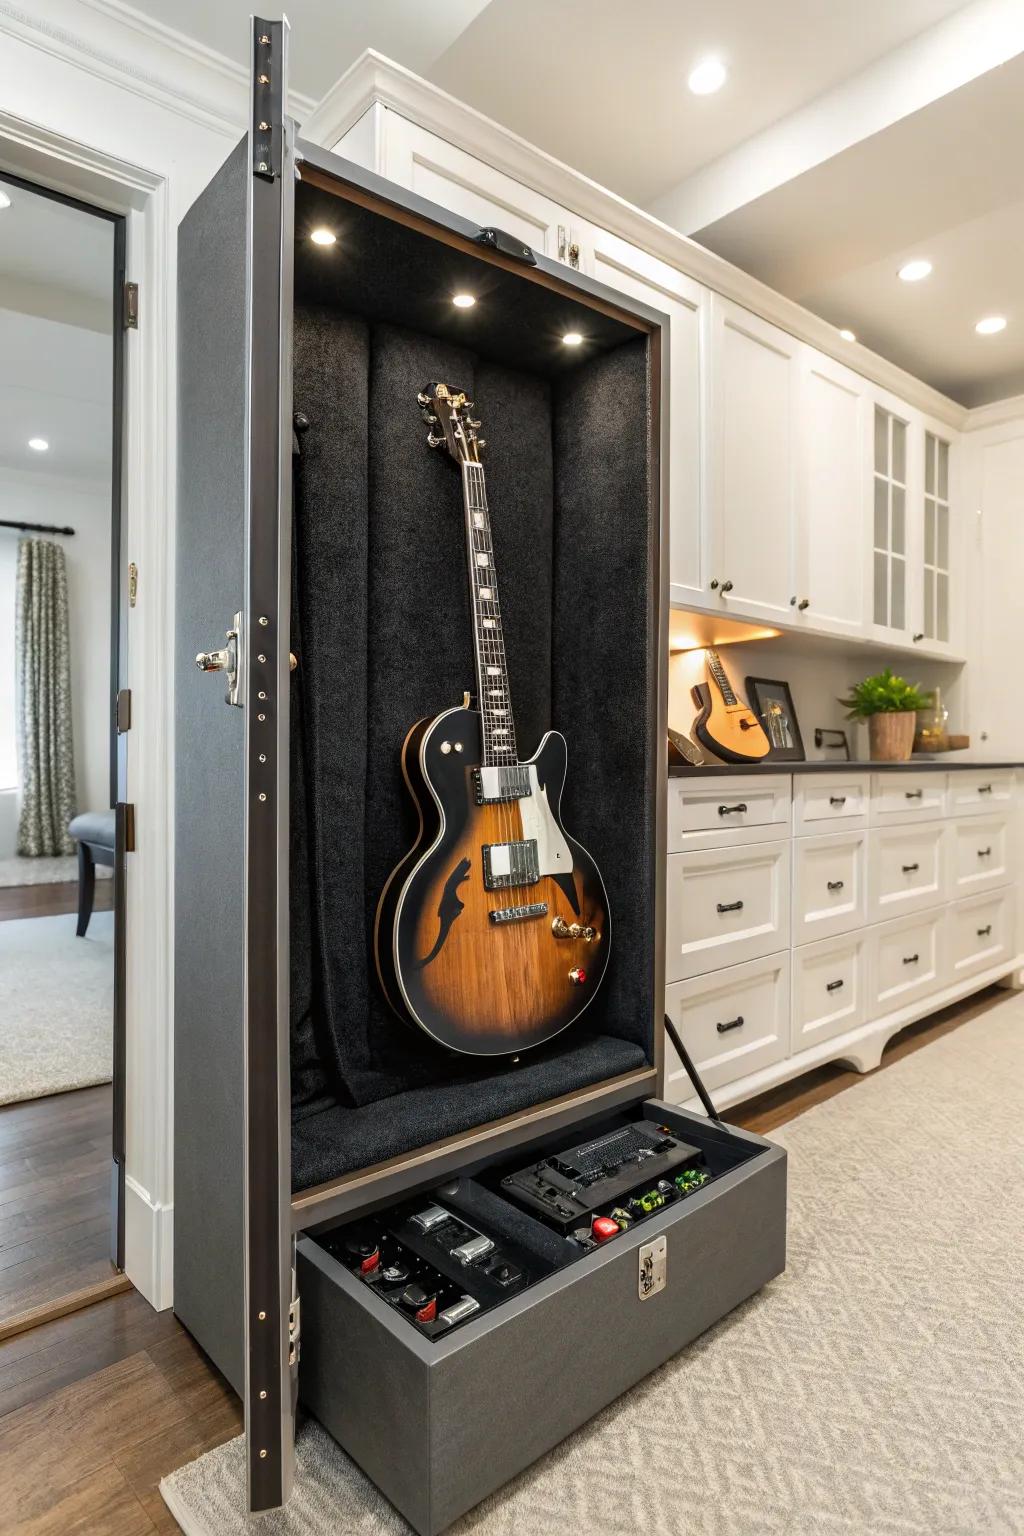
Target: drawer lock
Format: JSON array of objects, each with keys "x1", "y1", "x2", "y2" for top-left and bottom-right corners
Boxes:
[
  {"x1": 638, "y1": 1236, "x2": 667, "y2": 1301},
  {"x1": 716, "y1": 900, "x2": 744, "y2": 914},
  {"x1": 716, "y1": 1015, "x2": 744, "y2": 1034}
]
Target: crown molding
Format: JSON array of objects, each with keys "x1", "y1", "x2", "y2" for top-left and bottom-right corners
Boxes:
[
  {"x1": 962, "y1": 392, "x2": 1024, "y2": 433},
  {"x1": 0, "y1": 0, "x2": 316, "y2": 141},
  {"x1": 303, "y1": 50, "x2": 969, "y2": 431}
]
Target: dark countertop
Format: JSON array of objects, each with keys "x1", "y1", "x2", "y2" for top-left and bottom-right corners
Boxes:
[{"x1": 669, "y1": 759, "x2": 1023, "y2": 777}]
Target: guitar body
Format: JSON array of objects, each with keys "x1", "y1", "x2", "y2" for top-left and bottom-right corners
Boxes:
[
  {"x1": 375, "y1": 705, "x2": 610, "y2": 1056},
  {"x1": 691, "y1": 681, "x2": 772, "y2": 764}
]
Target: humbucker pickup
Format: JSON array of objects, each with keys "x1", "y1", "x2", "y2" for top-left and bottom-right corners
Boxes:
[
  {"x1": 489, "y1": 902, "x2": 548, "y2": 924},
  {"x1": 474, "y1": 765, "x2": 532, "y2": 803},
  {"x1": 482, "y1": 840, "x2": 539, "y2": 890}
]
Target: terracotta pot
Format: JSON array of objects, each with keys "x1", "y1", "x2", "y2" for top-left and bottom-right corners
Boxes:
[{"x1": 868, "y1": 711, "x2": 917, "y2": 762}]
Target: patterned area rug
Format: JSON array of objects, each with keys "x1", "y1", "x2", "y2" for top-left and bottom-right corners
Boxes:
[
  {"x1": 0, "y1": 854, "x2": 112, "y2": 888},
  {"x1": 0, "y1": 911, "x2": 113, "y2": 1105},
  {"x1": 161, "y1": 997, "x2": 1024, "y2": 1535}
]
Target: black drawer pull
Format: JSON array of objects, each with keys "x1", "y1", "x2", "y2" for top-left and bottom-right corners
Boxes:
[
  {"x1": 827, "y1": 879, "x2": 844, "y2": 892},
  {"x1": 716, "y1": 1015, "x2": 745, "y2": 1034},
  {"x1": 978, "y1": 846, "x2": 992, "y2": 858},
  {"x1": 716, "y1": 900, "x2": 744, "y2": 914},
  {"x1": 901, "y1": 863, "x2": 919, "y2": 874},
  {"x1": 826, "y1": 978, "x2": 844, "y2": 992},
  {"x1": 903, "y1": 953, "x2": 919, "y2": 965},
  {"x1": 978, "y1": 784, "x2": 993, "y2": 794},
  {"x1": 977, "y1": 924, "x2": 992, "y2": 938},
  {"x1": 718, "y1": 802, "x2": 748, "y2": 816},
  {"x1": 905, "y1": 789, "x2": 923, "y2": 800},
  {"x1": 829, "y1": 795, "x2": 847, "y2": 807}
]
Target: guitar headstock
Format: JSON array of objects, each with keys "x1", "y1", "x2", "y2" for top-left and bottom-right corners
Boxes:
[{"x1": 418, "y1": 382, "x2": 485, "y2": 465}]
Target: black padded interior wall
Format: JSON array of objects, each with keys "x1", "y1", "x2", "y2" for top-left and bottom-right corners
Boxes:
[{"x1": 289, "y1": 185, "x2": 657, "y2": 1191}]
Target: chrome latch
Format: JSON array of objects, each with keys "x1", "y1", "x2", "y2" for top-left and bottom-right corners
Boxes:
[
  {"x1": 196, "y1": 610, "x2": 245, "y2": 707},
  {"x1": 638, "y1": 1236, "x2": 667, "y2": 1300}
]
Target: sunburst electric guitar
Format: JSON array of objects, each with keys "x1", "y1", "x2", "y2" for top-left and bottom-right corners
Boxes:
[
  {"x1": 691, "y1": 649, "x2": 771, "y2": 763},
  {"x1": 374, "y1": 384, "x2": 610, "y2": 1056}
]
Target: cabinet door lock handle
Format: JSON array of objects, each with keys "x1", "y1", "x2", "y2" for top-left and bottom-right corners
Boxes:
[
  {"x1": 716, "y1": 1015, "x2": 745, "y2": 1034},
  {"x1": 905, "y1": 789, "x2": 923, "y2": 800},
  {"x1": 827, "y1": 879, "x2": 845, "y2": 892},
  {"x1": 716, "y1": 900, "x2": 744, "y2": 914},
  {"x1": 826, "y1": 978, "x2": 844, "y2": 992},
  {"x1": 903, "y1": 953, "x2": 919, "y2": 965},
  {"x1": 901, "y1": 863, "x2": 920, "y2": 874},
  {"x1": 977, "y1": 924, "x2": 992, "y2": 938},
  {"x1": 978, "y1": 846, "x2": 993, "y2": 858},
  {"x1": 718, "y1": 803, "x2": 748, "y2": 816},
  {"x1": 829, "y1": 795, "x2": 846, "y2": 807}
]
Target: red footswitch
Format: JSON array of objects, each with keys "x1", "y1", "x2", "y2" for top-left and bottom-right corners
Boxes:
[{"x1": 591, "y1": 1215, "x2": 620, "y2": 1243}]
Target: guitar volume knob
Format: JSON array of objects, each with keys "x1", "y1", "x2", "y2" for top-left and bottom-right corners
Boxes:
[{"x1": 568, "y1": 967, "x2": 587, "y2": 985}]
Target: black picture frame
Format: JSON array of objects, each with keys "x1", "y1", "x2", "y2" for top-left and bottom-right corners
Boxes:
[{"x1": 745, "y1": 677, "x2": 805, "y2": 761}]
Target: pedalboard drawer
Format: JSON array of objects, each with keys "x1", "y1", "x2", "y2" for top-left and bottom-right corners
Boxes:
[
  {"x1": 793, "y1": 773, "x2": 869, "y2": 834},
  {"x1": 667, "y1": 774, "x2": 791, "y2": 851},
  {"x1": 666, "y1": 840, "x2": 790, "y2": 980},
  {"x1": 951, "y1": 814, "x2": 1010, "y2": 896},
  {"x1": 792, "y1": 830, "x2": 866, "y2": 943},
  {"x1": 297, "y1": 1100, "x2": 786, "y2": 1536}
]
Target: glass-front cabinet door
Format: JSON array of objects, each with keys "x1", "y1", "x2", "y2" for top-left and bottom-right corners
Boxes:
[
  {"x1": 922, "y1": 431, "x2": 951, "y2": 644},
  {"x1": 872, "y1": 403, "x2": 909, "y2": 636}
]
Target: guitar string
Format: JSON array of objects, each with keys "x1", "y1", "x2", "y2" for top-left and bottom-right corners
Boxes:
[{"x1": 465, "y1": 459, "x2": 508, "y2": 910}]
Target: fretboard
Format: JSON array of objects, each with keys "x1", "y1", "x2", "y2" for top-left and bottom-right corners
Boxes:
[
  {"x1": 463, "y1": 462, "x2": 517, "y2": 766},
  {"x1": 707, "y1": 649, "x2": 737, "y2": 706}
]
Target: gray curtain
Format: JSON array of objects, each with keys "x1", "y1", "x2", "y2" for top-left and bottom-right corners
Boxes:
[{"x1": 15, "y1": 538, "x2": 77, "y2": 856}]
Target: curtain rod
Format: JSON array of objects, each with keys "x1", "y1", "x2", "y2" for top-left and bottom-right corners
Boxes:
[{"x1": 0, "y1": 519, "x2": 75, "y2": 536}]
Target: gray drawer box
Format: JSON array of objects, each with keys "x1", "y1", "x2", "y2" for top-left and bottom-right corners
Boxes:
[{"x1": 298, "y1": 1099, "x2": 786, "y2": 1535}]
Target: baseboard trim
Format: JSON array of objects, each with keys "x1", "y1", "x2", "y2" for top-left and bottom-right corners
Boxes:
[
  {"x1": 0, "y1": 1273, "x2": 131, "y2": 1343},
  {"x1": 125, "y1": 1173, "x2": 174, "y2": 1310}
]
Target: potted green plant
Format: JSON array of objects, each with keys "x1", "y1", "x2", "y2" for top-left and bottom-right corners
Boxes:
[{"x1": 838, "y1": 669, "x2": 931, "y2": 762}]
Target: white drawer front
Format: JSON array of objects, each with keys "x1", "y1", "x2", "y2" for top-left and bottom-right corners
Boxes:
[
  {"x1": 666, "y1": 841, "x2": 790, "y2": 981},
  {"x1": 949, "y1": 890, "x2": 1015, "y2": 982},
  {"x1": 870, "y1": 910, "x2": 945, "y2": 1013},
  {"x1": 667, "y1": 774, "x2": 791, "y2": 851},
  {"x1": 871, "y1": 772, "x2": 947, "y2": 824},
  {"x1": 952, "y1": 815, "x2": 1011, "y2": 896},
  {"x1": 948, "y1": 770, "x2": 1015, "y2": 817},
  {"x1": 792, "y1": 831, "x2": 866, "y2": 943},
  {"x1": 868, "y1": 823, "x2": 947, "y2": 921},
  {"x1": 794, "y1": 773, "x2": 870, "y2": 834},
  {"x1": 792, "y1": 933, "x2": 867, "y2": 1052},
  {"x1": 665, "y1": 952, "x2": 790, "y2": 1096}
]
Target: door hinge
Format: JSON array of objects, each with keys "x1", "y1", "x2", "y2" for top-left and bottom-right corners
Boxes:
[
  {"x1": 123, "y1": 803, "x2": 136, "y2": 854},
  {"x1": 116, "y1": 688, "x2": 131, "y2": 733},
  {"x1": 123, "y1": 281, "x2": 139, "y2": 330},
  {"x1": 288, "y1": 1291, "x2": 301, "y2": 1367}
]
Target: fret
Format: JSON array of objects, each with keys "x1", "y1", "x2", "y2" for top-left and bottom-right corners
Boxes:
[{"x1": 463, "y1": 462, "x2": 518, "y2": 765}]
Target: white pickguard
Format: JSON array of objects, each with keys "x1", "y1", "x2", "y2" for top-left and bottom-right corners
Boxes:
[{"x1": 518, "y1": 763, "x2": 573, "y2": 876}]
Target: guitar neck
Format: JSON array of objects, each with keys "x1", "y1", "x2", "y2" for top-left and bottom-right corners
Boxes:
[
  {"x1": 706, "y1": 649, "x2": 739, "y2": 706},
  {"x1": 463, "y1": 462, "x2": 518, "y2": 765}
]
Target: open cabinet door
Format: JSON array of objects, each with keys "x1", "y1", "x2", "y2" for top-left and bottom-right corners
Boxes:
[{"x1": 175, "y1": 17, "x2": 295, "y2": 1512}]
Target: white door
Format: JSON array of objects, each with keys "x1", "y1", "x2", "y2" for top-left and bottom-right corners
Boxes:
[
  {"x1": 970, "y1": 430, "x2": 1024, "y2": 752},
  {"x1": 586, "y1": 227, "x2": 707, "y2": 604},
  {"x1": 381, "y1": 113, "x2": 584, "y2": 269},
  {"x1": 794, "y1": 347, "x2": 868, "y2": 637},
  {"x1": 707, "y1": 296, "x2": 799, "y2": 625},
  {"x1": 916, "y1": 419, "x2": 960, "y2": 657}
]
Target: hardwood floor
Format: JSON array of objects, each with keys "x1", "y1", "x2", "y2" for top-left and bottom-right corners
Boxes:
[
  {"x1": 0, "y1": 1086, "x2": 124, "y2": 1333},
  {"x1": 0, "y1": 879, "x2": 113, "y2": 923},
  {"x1": 0, "y1": 987, "x2": 1005, "y2": 1533}
]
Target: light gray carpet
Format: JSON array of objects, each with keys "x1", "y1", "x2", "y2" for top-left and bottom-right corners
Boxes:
[
  {"x1": 0, "y1": 853, "x2": 112, "y2": 887},
  {"x1": 0, "y1": 911, "x2": 114, "y2": 1105},
  {"x1": 161, "y1": 996, "x2": 1024, "y2": 1535}
]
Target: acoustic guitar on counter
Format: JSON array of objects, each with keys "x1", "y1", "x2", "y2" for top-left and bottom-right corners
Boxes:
[
  {"x1": 373, "y1": 383, "x2": 610, "y2": 1057},
  {"x1": 691, "y1": 649, "x2": 771, "y2": 763}
]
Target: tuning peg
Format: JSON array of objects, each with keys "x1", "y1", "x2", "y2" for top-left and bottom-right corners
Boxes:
[
  {"x1": 417, "y1": 390, "x2": 432, "y2": 407},
  {"x1": 427, "y1": 431, "x2": 445, "y2": 449},
  {"x1": 476, "y1": 439, "x2": 487, "y2": 450},
  {"x1": 467, "y1": 418, "x2": 481, "y2": 429},
  {"x1": 421, "y1": 411, "x2": 438, "y2": 425}
]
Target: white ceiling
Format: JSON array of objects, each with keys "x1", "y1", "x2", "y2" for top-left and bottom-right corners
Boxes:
[
  {"x1": 694, "y1": 54, "x2": 1024, "y2": 406},
  {"x1": 0, "y1": 178, "x2": 114, "y2": 484}
]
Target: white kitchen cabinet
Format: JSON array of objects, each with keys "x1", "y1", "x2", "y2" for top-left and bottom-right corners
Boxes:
[
  {"x1": 705, "y1": 296, "x2": 800, "y2": 626},
  {"x1": 793, "y1": 349, "x2": 869, "y2": 637},
  {"x1": 585, "y1": 227, "x2": 708, "y2": 605},
  {"x1": 666, "y1": 839, "x2": 791, "y2": 981},
  {"x1": 868, "y1": 393, "x2": 913, "y2": 644}
]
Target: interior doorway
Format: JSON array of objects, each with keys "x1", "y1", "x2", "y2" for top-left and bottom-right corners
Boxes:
[{"x1": 0, "y1": 171, "x2": 128, "y2": 1333}]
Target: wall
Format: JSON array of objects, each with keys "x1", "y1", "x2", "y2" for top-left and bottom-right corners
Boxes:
[
  {"x1": 0, "y1": 472, "x2": 111, "y2": 858},
  {"x1": 669, "y1": 637, "x2": 967, "y2": 763}
]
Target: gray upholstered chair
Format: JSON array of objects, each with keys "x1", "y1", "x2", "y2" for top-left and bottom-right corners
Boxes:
[{"x1": 68, "y1": 810, "x2": 115, "y2": 936}]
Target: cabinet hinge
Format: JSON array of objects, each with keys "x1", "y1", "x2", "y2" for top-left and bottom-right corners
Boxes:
[
  {"x1": 288, "y1": 1292, "x2": 301, "y2": 1367},
  {"x1": 123, "y1": 803, "x2": 136, "y2": 854},
  {"x1": 123, "y1": 282, "x2": 139, "y2": 330},
  {"x1": 116, "y1": 688, "x2": 131, "y2": 733}
]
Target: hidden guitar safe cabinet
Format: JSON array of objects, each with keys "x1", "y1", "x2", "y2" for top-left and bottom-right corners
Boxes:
[{"x1": 173, "y1": 22, "x2": 787, "y2": 1533}]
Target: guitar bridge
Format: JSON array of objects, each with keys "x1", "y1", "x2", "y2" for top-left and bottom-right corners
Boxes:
[
  {"x1": 489, "y1": 902, "x2": 548, "y2": 924},
  {"x1": 482, "y1": 840, "x2": 539, "y2": 890}
]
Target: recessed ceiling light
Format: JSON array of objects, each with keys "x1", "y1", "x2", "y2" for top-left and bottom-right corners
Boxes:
[
  {"x1": 975, "y1": 315, "x2": 1007, "y2": 335},
  {"x1": 309, "y1": 228, "x2": 336, "y2": 246},
  {"x1": 0, "y1": 191, "x2": 10, "y2": 211},
  {"x1": 28, "y1": 437, "x2": 49, "y2": 452},
  {"x1": 898, "y1": 259, "x2": 932, "y2": 283},
  {"x1": 688, "y1": 57, "x2": 727, "y2": 95},
  {"x1": 451, "y1": 293, "x2": 476, "y2": 309},
  {"x1": 839, "y1": 328, "x2": 857, "y2": 342},
  {"x1": 562, "y1": 331, "x2": 583, "y2": 346}
]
